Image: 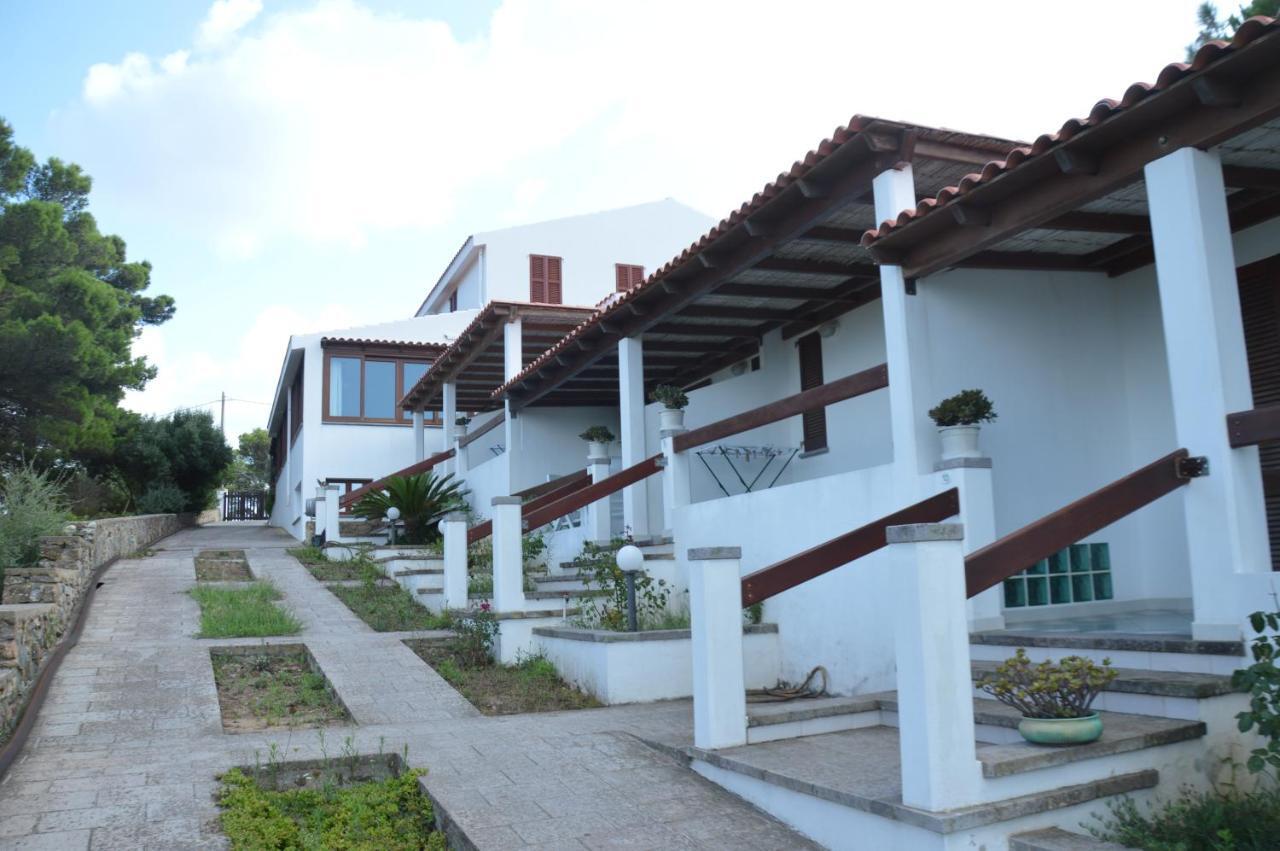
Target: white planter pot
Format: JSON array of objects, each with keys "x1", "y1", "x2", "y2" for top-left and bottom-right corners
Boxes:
[
  {"x1": 938, "y1": 424, "x2": 982, "y2": 460},
  {"x1": 454, "y1": 423, "x2": 467, "y2": 438},
  {"x1": 587, "y1": 440, "x2": 609, "y2": 461},
  {"x1": 659, "y1": 408, "x2": 685, "y2": 431}
]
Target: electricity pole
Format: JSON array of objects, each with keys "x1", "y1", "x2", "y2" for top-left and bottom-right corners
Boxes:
[{"x1": 220, "y1": 391, "x2": 226, "y2": 436}]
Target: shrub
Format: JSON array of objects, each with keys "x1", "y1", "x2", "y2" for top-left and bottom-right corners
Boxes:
[
  {"x1": 578, "y1": 426, "x2": 616, "y2": 443},
  {"x1": 451, "y1": 604, "x2": 499, "y2": 668},
  {"x1": 928, "y1": 389, "x2": 997, "y2": 427},
  {"x1": 1234, "y1": 610, "x2": 1280, "y2": 775},
  {"x1": 651, "y1": 384, "x2": 688, "y2": 410},
  {"x1": 352, "y1": 472, "x2": 468, "y2": 545},
  {"x1": 1091, "y1": 785, "x2": 1280, "y2": 851},
  {"x1": 136, "y1": 482, "x2": 187, "y2": 515},
  {"x1": 0, "y1": 464, "x2": 70, "y2": 573},
  {"x1": 572, "y1": 536, "x2": 670, "y2": 631},
  {"x1": 977, "y1": 649, "x2": 1116, "y2": 718}
]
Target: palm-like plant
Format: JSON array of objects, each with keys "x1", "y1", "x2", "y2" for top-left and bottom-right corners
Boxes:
[{"x1": 352, "y1": 472, "x2": 468, "y2": 544}]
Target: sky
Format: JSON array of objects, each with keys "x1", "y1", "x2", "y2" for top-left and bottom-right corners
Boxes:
[{"x1": 1, "y1": 0, "x2": 1208, "y2": 442}]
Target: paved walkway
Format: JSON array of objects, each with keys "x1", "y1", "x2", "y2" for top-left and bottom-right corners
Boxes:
[{"x1": 0, "y1": 524, "x2": 815, "y2": 850}]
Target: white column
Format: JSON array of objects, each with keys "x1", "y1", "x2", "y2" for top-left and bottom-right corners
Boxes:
[
  {"x1": 887, "y1": 522, "x2": 982, "y2": 811},
  {"x1": 504, "y1": 319, "x2": 523, "y2": 382},
  {"x1": 412, "y1": 409, "x2": 425, "y2": 462},
  {"x1": 661, "y1": 428, "x2": 691, "y2": 535},
  {"x1": 314, "y1": 490, "x2": 327, "y2": 540},
  {"x1": 455, "y1": 426, "x2": 470, "y2": 476},
  {"x1": 490, "y1": 496, "x2": 525, "y2": 612},
  {"x1": 322, "y1": 483, "x2": 341, "y2": 544},
  {"x1": 934, "y1": 458, "x2": 1002, "y2": 631},
  {"x1": 439, "y1": 511, "x2": 468, "y2": 611},
  {"x1": 618, "y1": 336, "x2": 650, "y2": 538},
  {"x1": 442, "y1": 381, "x2": 458, "y2": 475},
  {"x1": 688, "y1": 546, "x2": 747, "y2": 749},
  {"x1": 502, "y1": 320, "x2": 523, "y2": 494},
  {"x1": 587, "y1": 449, "x2": 611, "y2": 544},
  {"x1": 873, "y1": 165, "x2": 935, "y2": 494},
  {"x1": 1146, "y1": 146, "x2": 1270, "y2": 641}
]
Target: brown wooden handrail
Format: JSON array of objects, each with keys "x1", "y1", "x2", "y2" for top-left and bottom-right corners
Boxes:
[
  {"x1": 465, "y1": 470, "x2": 595, "y2": 545},
  {"x1": 739, "y1": 488, "x2": 960, "y2": 607},
  {"x1": 522, "y1": 455, "x2": 663, "y2": 532},
  {"x1": 340, "y1": 447, "x2": 457, "y2": 509},
  {"x1": 1227, "y1": 403, "x2": 1280, "y2": 448},
  {"x1": 964, "y1": 448, "x2": 1202, "y2": 598},
  {"x1": 457, "y1": 412, "x2": 505, "y2": 448},
  {"x1": 673, "y1": 363, "x2": 888, "y2": 453}
]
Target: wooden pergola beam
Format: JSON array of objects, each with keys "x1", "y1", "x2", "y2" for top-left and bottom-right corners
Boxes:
[{"x1": 752, "y1": 257, "x2": 876, "y2": 277}]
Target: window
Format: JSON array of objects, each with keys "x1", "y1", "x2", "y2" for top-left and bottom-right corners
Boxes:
[
  {"x1": 615, "y1": 263, "x2": 644, "y2": 292},
  {"x1": 323, "y1": 349, "x2": 436, "y2": 425},
  {"x1": 289, "y1": 368, "x2": 304, "y2": 441},
  {"x1": 530, "y1": 254, "x2": 563, "y2": 304},
  {"x1": 1003, "y1": 544, "x2": 1114, "y2": 608},
  {"x1": 797, "y1": 333, "x2": 827, "y2": 452},
  {"x1": 449, "y1": 290, "x2": 458, "y2": 312}
]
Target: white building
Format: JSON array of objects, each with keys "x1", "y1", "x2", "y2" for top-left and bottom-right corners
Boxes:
[{"x1": 267, "y1": 199, "x2": 713, "y2": 540}]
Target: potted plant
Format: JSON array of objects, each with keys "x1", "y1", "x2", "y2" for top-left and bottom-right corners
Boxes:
[
  {"x1": 978, "y1": 649, "x2": 1117, "y2": 745},
  {"x1": 651, "y1": 384, "x2": 689, "y2": 431},
  {"x1": 578, "y1": 426, "x2": 615, "y2": 460},
  {"x1": 454, "y1": 414, "x2": 470, "y2": 436},
  {"x1": 928, "y1": 389, "x2": 996, "y2": 460}
]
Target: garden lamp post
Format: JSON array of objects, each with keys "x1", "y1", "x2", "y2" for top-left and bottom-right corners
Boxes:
[
  {"x1": 386, "y1": 506, "x2": 401, "y2": 545},
  {"x1": 616, "y1": 544, "x2": 644, "y2": 632}
]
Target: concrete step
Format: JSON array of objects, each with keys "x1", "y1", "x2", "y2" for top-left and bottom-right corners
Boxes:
[
  {"x1": 1010, "y1": 827, "x2": 1134, "y2": 850},
  {"x1": 969, "y1": 630, "x2": 1245, "y2": 676},
  {"x1": 375, "y1": 554, "x2": 442, "y2": 565},
  {"x1": 533, "y1": 572, "x2": 593, "y2": 584},
  {"x1": 524, "y1": 589, "x2": 609, "y2": 601},
  {"x1": 392, "y1": 568, "x2": 443, "y2": 578}
]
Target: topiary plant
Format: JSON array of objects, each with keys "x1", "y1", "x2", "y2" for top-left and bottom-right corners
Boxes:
[
  {"x1": 928, "y1": 389, "x2": 997, "y2": 427},
  {"x1": 578, "y1": 426, "x2": 615, "y2": 443},
  {"x1": 651, "y1": 384, "x2": 688, "y2": 410}
]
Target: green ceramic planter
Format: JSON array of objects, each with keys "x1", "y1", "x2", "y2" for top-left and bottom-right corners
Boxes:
[{"x1": 1018, "y1": 713, "x2": 1103, "y2": 745}]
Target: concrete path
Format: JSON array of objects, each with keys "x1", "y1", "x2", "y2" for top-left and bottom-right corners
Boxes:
[{"x1": 0, "y1": 524, "x2": 815, "y2": 850}]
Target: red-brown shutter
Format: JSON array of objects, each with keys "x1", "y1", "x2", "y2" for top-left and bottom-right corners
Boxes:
[
  {"x1": 797, "y1": 333, "x2": 827, "y2": 452},
  {"x1": 547, "y1": 256, "x2": 562, "y2": 304},
  {"x1": 529, "y1": 255, "x2": 546, "y2": 302},
  {"x1": 615, "y1": 264, "x2": 645, "y2": 292},
  {"x1": 1238, "y1": 254, "x2": 1280, "y2": 570}
]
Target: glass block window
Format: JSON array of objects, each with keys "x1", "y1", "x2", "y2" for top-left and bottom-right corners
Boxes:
[{"x1": 1003, "y1": 543, "x2": 1113, "y2": 608}]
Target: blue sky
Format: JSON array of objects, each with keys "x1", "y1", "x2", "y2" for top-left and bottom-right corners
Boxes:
[{"x1": 1, "y1": 0, "x2": 1205, "y2": 441}]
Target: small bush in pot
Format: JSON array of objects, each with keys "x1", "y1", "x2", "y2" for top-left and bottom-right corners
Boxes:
[
  {"x1": 577, "y1": 426, "x2": 616, "y2": 444},
  {"x1": 928, "y1": 389, "x2": 996, "y2": 427},
  {"x1": 651, "y1": 384, "x2": 688, "y2": 410},
  {"x1": 455, "y1": 415, "x2": 471, "y2": 427},
  {"x1": 978, "y1": 649, "x2": 1116, "y2": 744}
]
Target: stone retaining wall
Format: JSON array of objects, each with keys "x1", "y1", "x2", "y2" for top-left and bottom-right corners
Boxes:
[{"x1": 0, "y1": 513, "x2": 195, "y2": 734}]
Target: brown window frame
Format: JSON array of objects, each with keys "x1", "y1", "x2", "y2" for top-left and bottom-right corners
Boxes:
[
  {"x1": 797, "y1": 332, "x2": 828, "y2": 453},
  {"x1": 289, "y1": 367, "x2": 304, "y2": 442},
  {"x1": 322, "y1": 346, "x2": 443, "y2": 427},
  {"x1": 530, "y1": 254, "x2": 563, "y2": 304},
  {"x1": 449, "y1": 290, "x2": 458, "y2": 312},
  {"x1": 615, "y1": 263, "x2": 645, "y2": 292}
]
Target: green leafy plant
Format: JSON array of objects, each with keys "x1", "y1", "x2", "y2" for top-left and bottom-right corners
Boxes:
[
  {"x1": 977, "y1": 649, "x2": 1116, "y2": 719},
  {"x1": 928, "y1": 389, "x2": 997, "y2": 427},
  {"x1": 455, "y1": 415, "x2": 470, "y2": 427},
  {"x1": 136, "y1": 482, "x2": 187, "y2": 514},
  {"x1": 572, "y1": 536, "x2": 670, "y2": 631},
  {"x1": 651, "y1": 384, "x2": 688, "y2": 410},
  {"x1": 189, "y1": 582, "x2": 302, "y2": 638},
  {"x1": 745, "y1": 602, "x2": 764, "y2": 625},
  {"x1": 352, "y1": 472, "x2": 468, "y2": 545},
  {"x1": 578, "y1": 425, "x2": 616, "y2": 443},
  {"x1": 451, "y1": 603, "x2": 499, "y2": 668},
  {"x1": 1091, "y1": 784, "x2": 1280, "y2": 851},
  {"x1": 1234, "y1": 610, "x2": 1280, "y2": 775},
  {"x1": 0, "y1": 463, "x2": 70, "y2": 574}
]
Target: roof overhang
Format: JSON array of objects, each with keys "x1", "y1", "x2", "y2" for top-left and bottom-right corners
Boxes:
[
  {"x1": 862, "y1": 17, "x2": 1280, "y2": 281},
  {"x1": 492, "y1": 117, "x2": 1020, "y2": 410},
  {"x1": 266, "y1": 344, "x2": 305, "y2": 437},
  {"x1": 414, "y1": 236, "x2": 479, "y2": 317}
]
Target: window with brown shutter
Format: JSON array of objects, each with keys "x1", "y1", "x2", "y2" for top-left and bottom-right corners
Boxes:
[
  {"x1": 615, "y1": 263, "x2": 644, "y2": 292},
  {"x1": 530, "y1": 254, "x2": 563, "y2": 304},
  {"x1": 797, "y1": 332, "x2": 827, "y2": 452}
]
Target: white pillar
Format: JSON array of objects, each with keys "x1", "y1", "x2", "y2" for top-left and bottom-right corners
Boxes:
[
  {"x1": 934, "y1": 458, "x2": 1002, "y2": 632},
  {"x1": 412, "y1": 409, "x2": 425, "y2": 463},
  {"x1": 688, "y1": 546, "x2": 747, "y2": 749},
  {"x1": 502, "y1": 320, "x2": 523, "y2": 495},
  {"x1": 442, "y1": 381, "x2": 458, "y2": 475},
  {"x1": 661, "y1": 428, "x2": 691, "y2": 535},
  {"x1": 873, "y1": 165, "x2": 935, "y2": 494},
  {"x1": 618, "y1": 336, "x2": 650, "y2": 538},
  {"x1": 455, "y1": 425, "x2": 470, "y2": 477},
  {"x1": 1146, "y1": 146, "x2": 1270, "y2": 641},
  {"x1": 587, "y1": 448, "x2": 611, "y2": 544},
  {"x1": 322, "y1": 483, "x2": 341, "y2": 544},
  {"x1": 314, "y1": 491, "x2": 327, "y2": 540},
  {"x1": 504, "y1": 319, "x2": 523, "y2": 382},
  {"x1": 439, "y1": 511, "x2": 468, "y2": 611},
  {"x1": 490, "y1": 496, "x2": 525, "y2": 612},
  {"x1": 887, "y1": 522, "x2": 982, "y2": 811}
]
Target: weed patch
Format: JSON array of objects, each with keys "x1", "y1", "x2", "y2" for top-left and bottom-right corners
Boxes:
[
  {"x1": 190, "y1": 582, "x2": 302, "y2": 638},
  {"x1": 210, "y1": 646, "x2": 350, "y2": 732},
  {"x1": 195, "y1": 549, "x2": 252, "y2": 581},
  {"x1": 1092, "y1": 785, "x2": 1280, "y2": 850},
  {"x1": 405, "y1": 640, "x2": 599, "y2": 715},
  {"x1": 328, "y1": 583, "x2": 450, "y2": 632}
]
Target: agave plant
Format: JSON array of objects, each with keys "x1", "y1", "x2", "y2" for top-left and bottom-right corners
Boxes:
[{"x1": 352, "y1": 472, "x2": 468, "y2": 544}]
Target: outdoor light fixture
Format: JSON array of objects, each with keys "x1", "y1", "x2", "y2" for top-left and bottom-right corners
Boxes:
[
  {"x1": 616, "y1": 545, "x2": 645, "y2": 632},
  {"x1": 385, "y1": 506, "x2": 401, "y2": 545},
  {"x1": 819, "y1": 320, "x2": 839, "y2": 339}
]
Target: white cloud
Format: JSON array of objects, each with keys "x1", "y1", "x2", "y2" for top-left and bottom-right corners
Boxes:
[{"x1": 198, "y1": 0, "x2": 263, "y2": 49}]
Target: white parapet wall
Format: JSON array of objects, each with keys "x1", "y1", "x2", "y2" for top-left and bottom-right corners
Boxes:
[{"x1": 531, "y1": 624, "x2": 781, "y2": 704}]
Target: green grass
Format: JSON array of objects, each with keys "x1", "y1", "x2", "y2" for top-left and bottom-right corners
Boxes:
[
  {"x1": 190, "y1": 582, "x2": 302, "y2": 638},
  {"x1": 327, "y1": 583, "x2": 451, "y2": 632},
  {"x1": 405, "y1": 642, "x2": 600, "y2": 715},
  {"x1": 218, "y1": 767, "x2": 445, "y2": 850},
  {"x1": 1092, "y1": 786, "x2": 1280, "y2": 850}
]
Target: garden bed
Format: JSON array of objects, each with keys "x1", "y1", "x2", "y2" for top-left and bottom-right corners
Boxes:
[
  {"x1": 328, "y1": 582, "x2": 450, "y2": 632},
  {"x1": 404, "y1": 639, "x2": 599, "y2": 715},
  {"x1": 288, "y1": 546, "x2": 369, "y2": 581},
  {"x1": 195, "y1": 549, "x2": 252, "y2": 581},
  {"x1": 190, "y1": 581, "x2": 302, "y2": 638},
  {"x1": 218, "y1": 752, "x2": 445, "y2": 850},
  {"x1": 209, "y1": 644, "x2": 350, "y2": 732}
]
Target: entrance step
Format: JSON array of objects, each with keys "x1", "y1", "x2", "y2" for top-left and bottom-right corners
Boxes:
[
  {"x1": 746, "y1": 695, "x2": 881, "y2": 743},
  {"x1": 392, "y1": 568, "x2": 443, "y2": 578},
  {"x1": 523, "y1": 588, "x2": 609, "y2": 601},
  {"x1": 970, "y1": 630, "x2": 1244, "y2": 675},
  {"x1": 1010, "y1": 827, "x2": 1133, "y2": 850}
]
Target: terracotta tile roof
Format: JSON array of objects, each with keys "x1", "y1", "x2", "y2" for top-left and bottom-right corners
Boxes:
[
  {"x1": 320, "y1": 336, "x2": 449, "y2": 349},
  {"x1": 861, "y1": 16, "x2": 1280, "y2": 247},
  {"x1": 495, "y1": 116, "x2": 1016, "y2": 401}
]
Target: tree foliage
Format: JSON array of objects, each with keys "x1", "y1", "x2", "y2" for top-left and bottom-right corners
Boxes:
[
  {"x1": 223, "y1": 428, "x2": 271, "y2": 491},
  {"x1": 90, "y1": 410, "x2": 232, "y2": 513},
  {"x1": 1188, "y1": 2, "x2": 1280, "y2": 58},
  {"x1": 0, "y1": 117, "x2": 174, "y2": 464}
]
